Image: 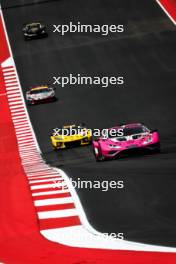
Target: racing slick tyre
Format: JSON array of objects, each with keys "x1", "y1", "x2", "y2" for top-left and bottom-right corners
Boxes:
[
  {"x1": 148, "y1": 142, "x2": 161, "y2": 154},
  {"x1": 28, "y1": 101, "x2": 34, "y2": 106},
  {"x1": 24, "y1": 36, "x2": 31, "y2": 41},
  {"x1": 93, "y1": 146, "x2": 105, "y2": 162},
  {"x1": 78, "y1": 122, "x2": 86, "y2": 127},
  {"x1": 153, "y1": 143, "x2": 161, "y2": 153},
  {"x1": 52, "y1": 145, "x2": 58, "y2": 151}
]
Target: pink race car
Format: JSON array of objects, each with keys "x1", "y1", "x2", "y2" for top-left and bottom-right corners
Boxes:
[{"x1": 92, "y1": 123, "x2": 160, "y2": 161}]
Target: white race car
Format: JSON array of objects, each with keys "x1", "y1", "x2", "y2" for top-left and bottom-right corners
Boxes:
[{"x1": 26, "y1": 85, "x2": 56, "y2": 105}]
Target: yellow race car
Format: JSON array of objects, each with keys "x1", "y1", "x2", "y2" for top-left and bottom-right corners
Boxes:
[{"x1": 50, "y1": 124, "x2": 92, "y2": 150}]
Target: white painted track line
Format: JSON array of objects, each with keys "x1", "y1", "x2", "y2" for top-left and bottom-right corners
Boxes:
[
  {"x1": 30, "y1": 183, "x2": 60, "y2": 190},
  {"x1": 38, "y1": 209, "x2": 78, "y2": 219},
  {"x1": 32, "y1": 189, "x2": 69, "y2": 196},
  {"x1": 29, "y1": 178, "x2": 63, "y2": 184},
  {"x1": 156, "y1": 0, "x2": 176, "y2": 25},
  {"x1": 28, "y1": 175, "x2": 61, "y2": 180},
  {"x1": 35, "y1": 197, "x2": 73, "y2": 206}
]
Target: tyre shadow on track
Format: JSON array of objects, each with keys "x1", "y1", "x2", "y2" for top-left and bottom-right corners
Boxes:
[{"x1": 43, "y1": 143, "x2": 173, "y2": 167}]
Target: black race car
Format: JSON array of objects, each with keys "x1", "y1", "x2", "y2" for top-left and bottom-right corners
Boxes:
[{"x1": 23, "y1": 22, "x2": 47, "y2": 40}]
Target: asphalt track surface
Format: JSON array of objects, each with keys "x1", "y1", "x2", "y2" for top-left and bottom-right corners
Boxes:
[{"x1": 2, "y1": 0, "x2": 176, "y2": 247}]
